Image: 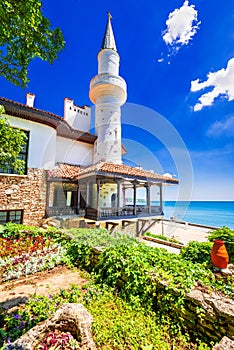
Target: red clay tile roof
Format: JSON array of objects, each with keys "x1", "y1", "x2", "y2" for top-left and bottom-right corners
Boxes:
[
  {"x1": 78, "y1": 162, "x2": 179, "y2": 184},
  {"x1": 47, "y1": 163, "x2": 81, "y2": 179}
]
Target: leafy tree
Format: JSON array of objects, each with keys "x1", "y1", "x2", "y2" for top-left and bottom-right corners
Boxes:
[
  {"x1": 0, "y1": 105, "x2": 27, "y2": 174},
  {"x1": 0, "y1": 0, "x2": 65, "y2": 87}
]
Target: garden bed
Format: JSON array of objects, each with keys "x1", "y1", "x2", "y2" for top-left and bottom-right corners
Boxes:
[
  {"x1": 0, "y1": 223, "x2": 233, "y2": 349},
  {"x1": 142, "y1": 234, "x2": 184, "y2": 249}
]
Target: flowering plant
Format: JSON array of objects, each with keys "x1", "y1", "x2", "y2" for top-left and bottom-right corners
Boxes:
[
  {"x1": 0, "y1": 244, "x2": 66, "y2": 282},
  {"x1": 37, "y1": 331, "x2": 80, "y2": 349},
  {"x1": 0, "y1": 235, "x2": 51, "y2": 259}
]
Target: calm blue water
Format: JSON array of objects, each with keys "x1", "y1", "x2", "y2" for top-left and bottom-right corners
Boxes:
[{"x1": 162, "y1": 201, "x2": 234, "y2": 229}]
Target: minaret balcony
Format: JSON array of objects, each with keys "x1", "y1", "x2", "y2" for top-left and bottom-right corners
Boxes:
[{"x1": 89, "y1": 73, "x2": 127, "y2": 105}]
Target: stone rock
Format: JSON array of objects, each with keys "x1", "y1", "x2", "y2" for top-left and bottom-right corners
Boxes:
[
  {"x1": 4, "y1": 303, "x2": 96, "y2": 350},
  {"x1": 4, "y1": 189, "x2": 13, "y2": 195},
  {"x1": 213, "y1": 336, "x2": 234, "y2": 349},
  {"x1": 40, "y1": 217, "x2": 60, "y2": 228},
  {"x1": 41, "y1": 223, "x2": 49, "y2": 229},
  {"x1": 47, "y1": 221, "x2": 57, "y2": 227},
  {"x1": 11, "y1": 185, "x2": 20, "y2": 190},
  {"x1": 221, "y1": 267, "x2": 233, "y2": 276}
]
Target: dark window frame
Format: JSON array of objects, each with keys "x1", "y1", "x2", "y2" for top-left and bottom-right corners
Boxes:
[
  {"x1": 0, "y1": 129, "x2": 30, "y2": 175},
  {"x1": 0, "y1": 210, "x2": 24, "y2": 225}
]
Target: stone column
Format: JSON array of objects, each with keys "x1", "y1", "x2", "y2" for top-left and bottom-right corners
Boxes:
[{"x1": 133, "y1": 181, "x2": 138, "y2": 215}]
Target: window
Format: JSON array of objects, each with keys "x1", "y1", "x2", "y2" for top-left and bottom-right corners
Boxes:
[
  {"x1": 0, "y1": 210, "x2": 23, "y2": 225},
  {"x1": 66, "y1": 191, "x2": 72, "y2": 206},
  {"x1": 53, "y1": 188, "x2": 77, "y2": 208},
  {"x1": 0, "y1": 130, "x2": 29, "y2": 175}
]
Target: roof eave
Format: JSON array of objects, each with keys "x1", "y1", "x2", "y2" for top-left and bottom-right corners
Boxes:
[
  {"x1": 78, "y1": 169, "x2": 179, "y2": 184},
  {"x1": 0, "y1": 97, "x2": 97, "y2": 144}
]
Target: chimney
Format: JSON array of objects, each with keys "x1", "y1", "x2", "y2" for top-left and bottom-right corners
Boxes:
[
  {"x1": 64, "y1": 97, "x2": 74, "y2": 120},
  {"x1": 26, "y1": 93, "x2": 35, "y2": 108}
]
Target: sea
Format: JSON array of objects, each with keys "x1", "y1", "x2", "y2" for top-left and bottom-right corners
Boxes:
[{"x1": 163, "y1": 201, "x2": 234, "y2": 230}]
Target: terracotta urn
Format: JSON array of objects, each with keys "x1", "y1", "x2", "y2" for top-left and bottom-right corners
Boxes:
[{"x1": 210, "y1": 239, "x2": 229, "y2": 269}]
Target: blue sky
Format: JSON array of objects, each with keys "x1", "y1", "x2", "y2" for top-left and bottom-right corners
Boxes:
[{"x1": 1, "y1": 0, "x2": 234, "y2": 201}]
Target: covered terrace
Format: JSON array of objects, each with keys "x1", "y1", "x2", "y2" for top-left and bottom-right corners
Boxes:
[{"x1": 77, "y1": 162, "x2": 178, "y2": 221}]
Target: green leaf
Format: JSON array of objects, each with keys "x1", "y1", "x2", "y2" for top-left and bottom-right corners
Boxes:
[
  {"x1": 0, "y1": 108, "x2": 27, "y2": 174},
  {"x1": 0, "y1": 0, "x2": 65, "y2": 87}
]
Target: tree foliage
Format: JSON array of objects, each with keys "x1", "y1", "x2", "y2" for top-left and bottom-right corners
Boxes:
[
  {"x1": 0, "y1": 0, "x2": 65, "y2": 87},
  {"x1": 0, "y1": 105, "x2": 27, "y2": 174}
]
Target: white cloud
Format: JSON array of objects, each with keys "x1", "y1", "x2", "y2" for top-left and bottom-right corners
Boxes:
[
  {"x1": 163, "y1": 172, "x2": 173, "y2": 178},
  {"x1": 206, "y1": 115, "x2": 234, "y2": 137},
  {"x1": 191, "y1": 58, "x2": 234, "y2": 111},
  {"x1": 162, "y1": 1, "x2": 200, "y2": 51}
]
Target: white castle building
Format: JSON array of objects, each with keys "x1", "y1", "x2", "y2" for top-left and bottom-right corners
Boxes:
[{"x1": 0, "y1": 13, "x2": 178, "y2": 226}]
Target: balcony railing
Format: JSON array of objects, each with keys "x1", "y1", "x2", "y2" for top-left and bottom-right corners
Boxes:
[
  {"x1": 46, "y1": 206, "x2": 78, "y2": 217},
  {"x1": 47, "y1": 205, "x2": 162, "y2": 220},
  {"x1": 85, "y1": 205, "x2": 162, "y2": 220}
]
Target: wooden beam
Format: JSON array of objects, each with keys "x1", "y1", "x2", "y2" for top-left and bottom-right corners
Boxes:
[
  {"x1": 159, "y1": 184, "x2": 163, "y2": 213},
  {"x1": 133, "y1": 183, "x2": 137, "y2": 215},
  {"x1": 97, "y1": 179, "x2": 100, "y2": 217}
]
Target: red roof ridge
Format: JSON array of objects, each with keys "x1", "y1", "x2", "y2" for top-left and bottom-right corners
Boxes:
[
  {"x1": 47, "y1": 162, "x2": 82, "y2": 179},
  {"x1": 79, "y1": 162, "x2": 179, "y2": 183}
]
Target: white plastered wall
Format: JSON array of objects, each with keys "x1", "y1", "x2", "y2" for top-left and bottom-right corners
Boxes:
[
  {"x1": 99, "y1": 183, "x2": 124, "y2": 208},
  {"x1": 6, "y1": 115, "x2": 56, "y2": 169},
  {"x1": 56, "y1": 136, "x2": 94, "y2": 166},
  {"x1": 94, "y1": 101, "x2": 122, "y2": 164},
  {"x1": 64, "y1": 98, "x2": 91, "y2": 132}
]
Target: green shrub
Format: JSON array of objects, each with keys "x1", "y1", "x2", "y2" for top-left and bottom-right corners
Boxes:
[
  {"x1": 208, "y1": 226, "x2": 234, "y2": 263},
  {"x1": 66, "y1": 228, "x2": 138, "y2": 270},
  {"x1": 180, "y1": 241, "x2": 213, "y2": 265},
  {"x1": 0, "y1": 223, "x2": 42, "y2": 239},
  {"x1": 94, "y1": 242, "x2": 213, "y2": 308},
  {"x1": 44, "y1": 226, "x2": 71, "y2": 246}
]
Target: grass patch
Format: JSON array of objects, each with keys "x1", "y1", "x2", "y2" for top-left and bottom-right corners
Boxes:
[{"x1": 143, "y1": 231, "x2": 181, "y2": 244}]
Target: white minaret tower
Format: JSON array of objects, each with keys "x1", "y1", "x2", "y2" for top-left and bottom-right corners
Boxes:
[{"x1": 89, "y1": 12, "x2": 127, "y2": 164}]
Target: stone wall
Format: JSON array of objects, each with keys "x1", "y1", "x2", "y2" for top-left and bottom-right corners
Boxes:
[
  {"x1": 0, "y1": 168, "x2": 47, "y2": 226},
  {"x1": 183, "y1": 288, "x2": 234, "y2": 342},
  {"x1": 88, "y1": 246, "x2": 234, "y2": 344}
]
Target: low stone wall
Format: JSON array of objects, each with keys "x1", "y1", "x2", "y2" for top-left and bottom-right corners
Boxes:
[
  {"x1": 89, "y1": 246, "x2": 234, "y2": 344},
  {"x1": 142, "y1": 235, "x2": 184, "y2": 249},
  {"x1": 183, "y1": 288, "x2": 234, "y2": 342},
  {"x1": 0, "y1": 168, "x2": 47, "y2": 226}
]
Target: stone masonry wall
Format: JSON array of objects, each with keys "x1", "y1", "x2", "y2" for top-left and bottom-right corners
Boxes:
[
  {"x1": 89, "y1": 246, "x2": 234, "y2": 344},
  {"x1": 0, "y1": 168, "x2": 47, "y2": 226}
]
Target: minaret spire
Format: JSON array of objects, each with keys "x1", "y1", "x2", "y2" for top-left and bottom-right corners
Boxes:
[
  {"x1": 89, "y1": 13, "x2": 127, "y2": 164},
  {"x1": 101, "y1": 11, "x2": 117, "y2": 52}
]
